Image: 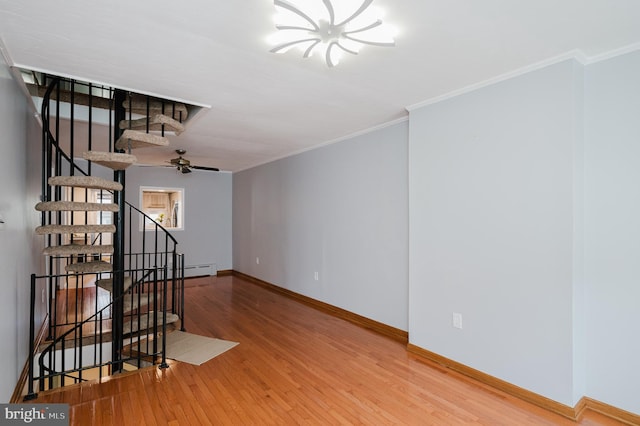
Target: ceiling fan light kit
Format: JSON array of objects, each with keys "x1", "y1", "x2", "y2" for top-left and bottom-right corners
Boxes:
[{"x1": 270, "y1": 0, "x2": 396, "y2": 67}]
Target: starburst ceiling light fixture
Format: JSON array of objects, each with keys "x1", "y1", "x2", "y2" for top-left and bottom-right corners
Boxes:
[{"x1": 269, "y1": 0, "x2": 396, "y2": 67}]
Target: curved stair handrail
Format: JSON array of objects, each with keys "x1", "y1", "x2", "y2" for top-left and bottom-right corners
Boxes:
[
  {"x1": 36, "y1": 267, "x2": 168, "y2": 391},
  {"x1": 40, "y1": 77, "x2": 95, "y2": 179},
  {"x1": 25, "y1": 74, "x2": 186, "y2": 400}
]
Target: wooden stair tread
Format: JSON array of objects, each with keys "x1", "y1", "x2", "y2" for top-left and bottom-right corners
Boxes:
[
  {"x1": 36, "y1": 224, "x2": 116, "y2": 235},
  {"x1": 115, "y1": 129, "x2": 170, "y2": 151},
  {"x1": 48, "y1": 176, "x2": 123, "y2": 191},
  {"x1": 124, "y1": 312, "x2": 180, "y2": 335},
  {"x1": 119, "y1": 114, "x2": 185, "y2": 135},
  {"x1": 96, "y1": 276, "x2": 133, "y2": 293},
  {"x1": 66, "y1": 261, "x2": 113, "y2": 273},
  {"x1": 43, "y1": 244, "x2": 114, "y2": 256},
  {"x1": 35, "y1": 201, "x2": 118, "y2": 212},
  {"x1": 83, "y1": 151, "x2": 137, "y2": 171}
]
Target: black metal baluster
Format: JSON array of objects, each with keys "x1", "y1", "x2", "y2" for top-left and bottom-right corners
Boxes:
[{"x1": 24, "y1": 275, "x2": 38, "y2": 400}]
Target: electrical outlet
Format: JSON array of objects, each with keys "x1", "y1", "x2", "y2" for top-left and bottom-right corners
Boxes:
[
  {"x1": 256, "y1": 257, "x2": 260, "y2": 265},
  {"x1": 452, "y1": 312, "x2": 463, "y2": 329},
  {"x1": 314, "y1": 271, "x2": 319, "y2": 281}
]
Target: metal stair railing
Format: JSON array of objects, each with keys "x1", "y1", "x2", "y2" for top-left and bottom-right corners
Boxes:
[
  {"x1": 28, "y1": 266, "x2": 169, "y2": 396},
  {"x1": 25, "y1": 75, "x2": 186, "y2": 400}
]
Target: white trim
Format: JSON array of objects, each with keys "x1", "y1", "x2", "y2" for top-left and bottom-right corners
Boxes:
[
  {"x1": 233, "y1": 115, "x2": 409, "y2": 173},
  {"x1": 406, "y1": 44, "x2": 640, "y2": 112},
  {"x1": 582, "y1": 41, "x2": 640, "y2": 65},
  {"x1": 406, "y1": 50, "x2": 586, "y2": 112},
  {"x1": 1, "y1": 37, "x2": 42, "y2": 123},
  {"x1": 0, "y1": 36, "x2": 14, "y2": 66}
]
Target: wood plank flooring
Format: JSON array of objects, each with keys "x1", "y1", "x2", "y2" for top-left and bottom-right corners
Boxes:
[{"x1": 34, "y1": 275, "x2": 626, "y2": 425}]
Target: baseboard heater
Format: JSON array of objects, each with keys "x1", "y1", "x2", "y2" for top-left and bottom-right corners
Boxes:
[{"x1": 183, "y1": 263, "x2": 216, "y2": 278}]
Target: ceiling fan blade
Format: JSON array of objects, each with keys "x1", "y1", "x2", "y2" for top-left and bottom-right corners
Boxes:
[
  {"x1": 162, "y1": 149, "x2": 220, "y2": 173},
  {"x1": 191, "y1": 165, "x2": 220, "y2": 172}
]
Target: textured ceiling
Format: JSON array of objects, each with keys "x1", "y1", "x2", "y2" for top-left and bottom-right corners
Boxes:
[{"x1": 1, "y1": 0, "x2": 640, "y2": 172}]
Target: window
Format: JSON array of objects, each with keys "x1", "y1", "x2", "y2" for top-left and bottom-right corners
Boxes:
[{"x1": 139, "y1": 186, "x2": 184, "y2": 231}]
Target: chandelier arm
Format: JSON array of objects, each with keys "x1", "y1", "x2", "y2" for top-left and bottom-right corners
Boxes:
[
  {"x1": 326, "y1": 41, "x2": 359, "y2": 67},
  {"x1": 342, "y1": 20, "x2": 382, "y2": 35},
  {"x1": 303, "y1": 39, "x2": 322, "y2": 58},
  {"x1": 270, "y1": 38, "x2": 323, "y2": 54},
  {"x1": 335, "y1": 42, "x2": 359, "y2": 56},
  {"x1": 276, "y1": 24, "x2": 317, "y2": 31},
  {"x1": 321, "y1": 0, "x2": 335, "y2": 26},
  {"x1": 334, "y1": 0, "x2": 374, "y2": 27},
  {"x1": 275, "y1": 0, "x2": 320, "y2": 32},
  {"x1": 326, "y1": 42, "x2": 338, "y2": 67},
  {"x1": 343, "y1": 34, "x2": 395, "y2": 47}
]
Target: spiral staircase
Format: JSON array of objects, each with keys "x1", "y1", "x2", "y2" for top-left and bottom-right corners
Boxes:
[{"x1": 22, "y1": 74, "x2": 189, "y2": 399}]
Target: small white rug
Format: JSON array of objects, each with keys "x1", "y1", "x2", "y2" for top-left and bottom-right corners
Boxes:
[{"x1": 164, "y1": 331, "x2": 238, "y2": 366}]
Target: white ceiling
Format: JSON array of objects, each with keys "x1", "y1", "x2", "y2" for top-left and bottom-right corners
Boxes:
[{"x1": 1, "y1": 0, "x2": 640, "y2": 172}]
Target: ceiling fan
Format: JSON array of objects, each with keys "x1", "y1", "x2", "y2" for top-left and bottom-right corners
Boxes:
[{"x1": 169, "y1": 149, "x2": 220, "y2": 174}]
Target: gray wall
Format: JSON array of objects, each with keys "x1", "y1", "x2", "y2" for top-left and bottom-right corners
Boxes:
[
  {"x1": 125, "y1": 166, "x2": 233, "y2": 272},
  {"x1": 233, "y1": 123, "x2": 409, "y2": 330},
  {"x1": 408, "y1": 60, "x2": 582, "y2": 406},
  {"x1": 0, "y1": 57, "x2": 45, "y2": 402},
  {"x1": 584, "y1": 50, "x2": 640, "y2": 414},
  {"x1": 3, "y1": 45, "x2": 637, "y2": 415}
]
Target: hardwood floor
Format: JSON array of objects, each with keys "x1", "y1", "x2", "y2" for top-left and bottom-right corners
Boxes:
[{"x1": 33, "y1": 275, "x2": 627, "y2": 425}]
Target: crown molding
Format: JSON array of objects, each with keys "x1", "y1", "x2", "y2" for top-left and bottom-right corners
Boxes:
[
  {"x1": 406, "y1": 44, "x2": 640, "y2": 112},
  {"x1": 406, "y1": 50, "x2": 586, "y2": 112},
  {"x1": 233, "y1": 115, "x2": 409, "y2": 173},
  {"x1": 582, "y1": 41, "x2": 640, "y2": 65}
]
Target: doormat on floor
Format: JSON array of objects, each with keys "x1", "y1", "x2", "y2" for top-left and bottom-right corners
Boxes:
[{"x1": 164, "y1": 331, "x2": 239, "y2": 366}]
